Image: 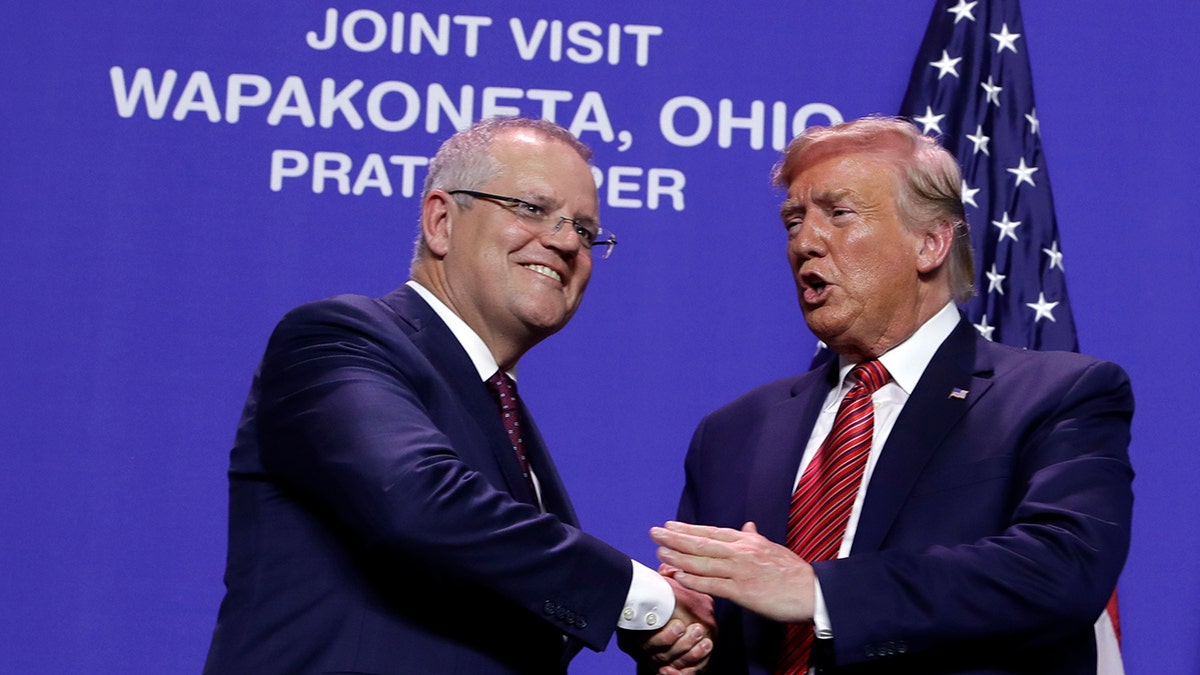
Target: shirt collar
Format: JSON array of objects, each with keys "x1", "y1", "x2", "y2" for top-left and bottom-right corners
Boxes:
[
  {"x1": 835, "y1": 301, "x2": 959, "y2": 395},
  {"x1": 405, "y1": 280, "x2": 513, "y2": 382}
]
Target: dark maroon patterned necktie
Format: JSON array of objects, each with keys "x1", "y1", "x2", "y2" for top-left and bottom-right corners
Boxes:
[{"x1": 486, "y1": 371, "x2": 538, "y2": 500}]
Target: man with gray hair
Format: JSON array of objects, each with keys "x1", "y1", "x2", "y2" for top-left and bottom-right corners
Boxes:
[
  {"x1": 205, "y1": 117, "x2": 713, "y2": 674},
  {"x1": 651, "y1": 116, "x2": 1133, "y2": 674}
]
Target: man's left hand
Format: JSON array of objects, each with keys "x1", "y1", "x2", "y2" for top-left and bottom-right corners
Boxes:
[{"x1": 651, "y1": 520, "x2": 816, "y2": 624}]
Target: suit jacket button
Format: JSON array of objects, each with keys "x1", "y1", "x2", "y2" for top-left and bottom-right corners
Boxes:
[
  {"x1": 577, "y1": 615, "x2": 588, "y2": 629},
  {"x1": 544, "y1": 601, "x2": 558, "y2": 616}
]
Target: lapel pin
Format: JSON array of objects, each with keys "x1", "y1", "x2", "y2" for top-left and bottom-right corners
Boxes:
[{"x1": 949, "y1": 387, "x2": 969, "y2": 400}]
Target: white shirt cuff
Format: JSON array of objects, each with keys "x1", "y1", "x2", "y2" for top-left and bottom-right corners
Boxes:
[
  {"x1": 813, "y1": 574, "x2": 833, "y2": 638},
  {"x1": 618, "y1": 560, "x2": 676, "y2": 630}
]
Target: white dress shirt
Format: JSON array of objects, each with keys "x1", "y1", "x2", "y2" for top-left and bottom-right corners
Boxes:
[
  {"x1": 802, "y1": 302, "x2": 960, "y2": 639},
  {"x1": 405, "y1": 280, "x2": 674, "y2": 631}
]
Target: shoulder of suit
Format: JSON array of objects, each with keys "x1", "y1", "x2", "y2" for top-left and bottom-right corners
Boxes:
[
  {"x1": 706, "y1": 369, "x2": 819, "y2": 417},
  {"x1": 265, "y1": 292, "x2": 421, "y2": 350},
  {"x1": 978, "y1": 338, "x2": 1127, "y2": 382},
  {"x1": 277, "y1": 292, "x2": 401, "y2": 328}
]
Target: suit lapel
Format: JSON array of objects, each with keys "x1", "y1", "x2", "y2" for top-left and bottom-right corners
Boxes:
[
  {"x1": 378, "y1": 286, "x2": 541, "y2": 507},
  {"x1": 851, "y1": 318, "x2": 994, "y2": 554},
  {"x1": 520, "y1": 414, "x2": 579, "y2": 526},
  {"x1": 740, "y1": 363, "x2": 835, "y2": 666},
  {"x1": 746, "y1": 363, "x2": 839, "y2": 546}
]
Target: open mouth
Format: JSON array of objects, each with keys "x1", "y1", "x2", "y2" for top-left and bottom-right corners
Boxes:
[
  {"x1": 523, "y1": 263, "x2": 562, "y2": 283},
  {"x1": 800, "y1": 273, "x2": 829, "y2": 303}
]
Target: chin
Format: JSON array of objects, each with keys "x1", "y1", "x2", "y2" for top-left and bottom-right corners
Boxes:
[
  {"x1": 517, "y1": 306, "x2": 571, "y2": 335},
  {"x1": 804, "y1": 319, "x2": 849, "y2": 349}
]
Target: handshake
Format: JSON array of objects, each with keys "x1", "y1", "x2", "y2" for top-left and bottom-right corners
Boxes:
[
  {"x1": 618, "y1": 569, "x2": 715, "y2": 675},
  {"x1": 621, "y1": 519, "x2": 823, "y2": 674}
]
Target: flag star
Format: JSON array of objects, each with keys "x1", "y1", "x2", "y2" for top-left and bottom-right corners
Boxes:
[
  {"x1": 1043, "y1": 241, "x2": 1065, "y2": 271},
  {"x1": 947, "y1": 0, "x2": 978, "y2": 23},
  {"x1": 1007, "y1": 157, "x2": 1039, "y2": 187},
  {"x1": 966, "y1": 124, "x2": 990, "y2": 155},
  {"x1": 973, "y1": 314, "x2": 996, "y2": 341},
  {"x1": 986, "y1": 263, "x2": 1006, "y2": 294},
  {"x1": 1026, "y1": 292, "x2": 1059, "y2": 322},
  {"x1": 961, "y1": 180, "x2": 980, "y2": 208},
  {"x1": 992, "y1": 212, "x2": 1021, "y2": 242},
  {"x1": 981, "y1": 76, "x2": 1003, "y2": 106},
  {"x1": 930, "y1": 50, "x2": 962, "y2": 79},
  {"x1": 1026, "y1": 108, "x2": 1040, "y2": 135},
  {"x1": 990, "y1": 23, "x2": 1022, "y2": 53},
  {"x1": 913, "y1": 106, "x2": 945, "y2": 134}
]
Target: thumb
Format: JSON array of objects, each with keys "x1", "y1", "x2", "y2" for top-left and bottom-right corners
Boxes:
[{"x1": 742, "y1": 521, "x2": 759, "y2": 534}]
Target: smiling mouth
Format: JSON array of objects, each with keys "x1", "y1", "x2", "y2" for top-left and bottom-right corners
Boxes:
[{"x1": 523, "y1": 263, "x2": 562, "y2": 283}]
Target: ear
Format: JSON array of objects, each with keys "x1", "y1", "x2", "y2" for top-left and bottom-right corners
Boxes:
[
  {"x1": 916, "y1": 219, "x2": 955, "y2": 274},
  {"x1": 421, "y1": 190, "x2": 454, "y2": 258}
]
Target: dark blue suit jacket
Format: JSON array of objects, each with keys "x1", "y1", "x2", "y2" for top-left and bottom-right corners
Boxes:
[
  {"x1": 677, "y1": 318, "x2": 1134, "y2": 674},
  {"x1": 204, "y1": 285, "x2": 632, "y2": 674}
]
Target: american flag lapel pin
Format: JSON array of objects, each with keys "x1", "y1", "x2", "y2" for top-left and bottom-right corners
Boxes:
[{"x1": 949, "y1": 387, "x2": 969, "y2": 400}]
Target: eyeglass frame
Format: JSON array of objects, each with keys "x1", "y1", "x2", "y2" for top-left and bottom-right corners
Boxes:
[{"x1": 446, "y1": 189, "x2": 618, "y2": 260}]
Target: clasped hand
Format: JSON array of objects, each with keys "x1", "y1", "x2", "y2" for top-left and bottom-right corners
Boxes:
[
  {"x1": 618, "y1": 574, "x2": 715, "y2": 675},
  {"x1": 650, "y1": 520, "x2": 817, "y2": 624}
]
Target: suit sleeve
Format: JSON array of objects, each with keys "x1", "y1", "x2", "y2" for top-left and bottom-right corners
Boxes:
[
  {"x1": 815, "y1": 358, "x2": 1135, "y2": 665},
  {"x1": 253, "y1": 297, "x2": 631, "y2": 651}
]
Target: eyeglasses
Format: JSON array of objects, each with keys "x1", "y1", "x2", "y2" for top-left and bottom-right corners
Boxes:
[{"x1": 447, "y1": 189, "x2": 618, "y2": 260}]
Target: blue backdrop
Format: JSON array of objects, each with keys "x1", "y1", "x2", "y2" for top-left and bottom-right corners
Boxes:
[{"x1": 2, "y1": 2, "x2": 1196, "y2": 672}]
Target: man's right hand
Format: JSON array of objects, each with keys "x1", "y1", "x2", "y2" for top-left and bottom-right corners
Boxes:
[{"x1": 619, "y1": 568, "x2": 715, "y2": 674}]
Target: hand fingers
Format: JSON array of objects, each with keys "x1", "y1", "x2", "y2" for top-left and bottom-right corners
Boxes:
[
  {"x1": 651, "y1": 527, "x2": 738, "y2": 560},
  {"x1": 670, "y1": 568, "x2": 735, "y2": 600},
  {"x1": 644, "y1": 621, "x2": 712, "y2": 671},
  {"x1": 664, "y1": 520, "x2": 747, "y2": 541},
  {"x1": 665, "y1": 629, "x2": 714, "y2": 671},
  {"x1": 640, "y1": 618, "x2": 687, "y2": 652}
]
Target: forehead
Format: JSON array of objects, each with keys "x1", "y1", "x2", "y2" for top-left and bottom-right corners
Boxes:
[
  {"x1": 487, "y1": 131, "x2": 598, "y2": 207},
  {"x1": 786, "y1": 150, "x2": 902, "y2": 203}
]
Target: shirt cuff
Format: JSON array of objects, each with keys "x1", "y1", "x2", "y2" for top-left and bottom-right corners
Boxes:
[
  {"x1": 812, "y1": 574, "x2": 833, "y2": 638},
  {"x1": 618, "y1": 560, "x2": 676, "y2": 630}
]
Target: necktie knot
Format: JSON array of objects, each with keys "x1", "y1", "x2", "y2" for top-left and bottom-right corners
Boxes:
[
  {"x1": 850, "y1": 360, "x2": 890, "y2": 395},
  {"x1": 487, "y1": 371, "x2": 519, "y2": 412}
]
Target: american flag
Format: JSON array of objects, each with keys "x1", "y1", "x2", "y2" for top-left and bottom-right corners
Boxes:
[
  {"x1": 899, "y1": 1, "x2": 1122, "y2": 672},
  {"x1": 900, "y1": 0, "x2": 1076, "y2": 351}
]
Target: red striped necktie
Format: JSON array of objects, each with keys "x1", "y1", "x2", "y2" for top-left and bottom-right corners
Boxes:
[{"x1": 776, "y1": 359, "x2": 891, "y2": 675}]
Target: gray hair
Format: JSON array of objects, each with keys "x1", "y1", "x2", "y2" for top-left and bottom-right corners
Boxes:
[
  {"x1": 411, "y1": 117, "x2": 592, "y2": 266},
  {"x1": 772, "y1": 116, "x2": 975, "y2": 303}
]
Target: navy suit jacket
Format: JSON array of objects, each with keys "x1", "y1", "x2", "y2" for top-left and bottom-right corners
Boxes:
[
  {"x1": 204, "y1": 285, "x2": 633, "y2": 674},
  {"x1": 677, "y1": 318, "x2": 1134, "y2": 674}
]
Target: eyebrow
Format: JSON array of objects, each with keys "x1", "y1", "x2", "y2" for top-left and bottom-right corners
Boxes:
[
  {"x1": 780, "y1": 199, "x2": 805, "y2": 220},
  {"x1": 523, "y1": 191, "x2": 601, "y2": 227},
  {"x1": 811, "y1": 188, "x2": 856, "y2": 205}
]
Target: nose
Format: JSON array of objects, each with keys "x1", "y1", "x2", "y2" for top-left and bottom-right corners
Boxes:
[
  {"x1": 542, "y1": 217, "x2": 584, "y2": 256},
  {"x1": 788, "y1": 215, "x2": 826, "y2": 262}
]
